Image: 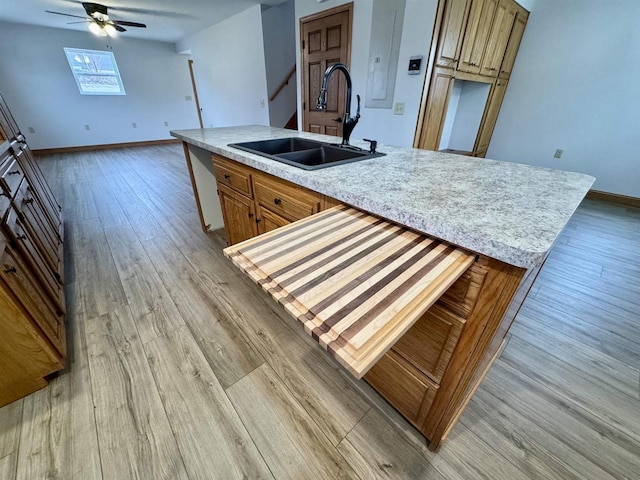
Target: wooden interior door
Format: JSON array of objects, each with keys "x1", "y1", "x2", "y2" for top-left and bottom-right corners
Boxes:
[{"x1": 300, "y1": 3, "x2": 353, "y2": 136}]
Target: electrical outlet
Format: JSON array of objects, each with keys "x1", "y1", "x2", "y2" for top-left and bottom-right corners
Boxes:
[
  {"x1": 84, "y1": 124, "x2": 90, "y2": 131},
  {"x1": 132, "y1": 122, "x2": 137, "y2": 128},
  {"x1": 185, "y1": 95, "x2": 193, "y2": 101},
  {"x1": 164, "y1": 121, "x2": 169, "y2": 126},
  {"x1": 394, "y1": 102, "x2": 405, "y2": 115},
  {"x1": 27, "y1": 127, "x2": 36, "y2": 133},
  {"x1": 554, "y1": 148, "x2": 563, "y2": 159}
]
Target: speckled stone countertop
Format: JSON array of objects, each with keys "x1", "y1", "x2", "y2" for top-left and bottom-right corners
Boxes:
[{"x1": 171, "y1": 125, "x2": 594, "y2": 269}]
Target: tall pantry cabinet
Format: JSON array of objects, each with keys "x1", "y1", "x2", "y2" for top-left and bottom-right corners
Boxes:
[
  {"x1": 415, "y1": 0, "x2": 529, "y2": 156},
  {"x1": 0, "y1": 93, "x2": 66, "y2": 408}
]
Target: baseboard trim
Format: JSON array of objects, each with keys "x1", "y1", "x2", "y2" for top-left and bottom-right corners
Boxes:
[
  {"x1": 32, "y1": 138, "x2": 180, "y2": 155},
  {"x1": 586, "y1": 189, "x2": 640, "y2": 209}
]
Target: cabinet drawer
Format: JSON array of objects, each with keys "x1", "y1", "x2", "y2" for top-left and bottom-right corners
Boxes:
[
  {"x1": 3, "y1": 207, "x2": 65, "y2": 314},
  {"x1": 253, "y1": 173, "x2": 321, "y2": 222},
  {"x1": 14, "y1": 178, "x2": 63, "y2": 282},
  {"x1": 365, "y1": 351, "x2": 438, "y2": 425},
  {"x1": 213, "y1": 155, "x2": 253, "y2": 197},
  {"x1": 392, "y1": 304, "x2": 465, "y2": 383},
  {"x1": 437, "y1": 262, "x2": 487, "y2": 319},
  {"x1": 1, "y1": 157, "x2": 25, "y2": 197},
  {"x1": 14, "y1": 143, "x2": 62, "y2": 230},
  {"x1": 0, "y1": 245, "x2": 65, "y2": 356}
]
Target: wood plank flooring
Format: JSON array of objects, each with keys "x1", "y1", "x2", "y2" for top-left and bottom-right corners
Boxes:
[{"x1": 1, "y1": 144, "x2": 639, "y2": 479}]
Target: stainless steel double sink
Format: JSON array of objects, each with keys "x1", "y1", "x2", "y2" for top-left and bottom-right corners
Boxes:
[{"x1": 228, "y1": 137, "x2": 384, "y2": 170}]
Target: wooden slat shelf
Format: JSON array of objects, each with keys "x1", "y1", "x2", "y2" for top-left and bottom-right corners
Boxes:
[{"x1": 224, "y1": 206, "x2": 475, "y2": 378}]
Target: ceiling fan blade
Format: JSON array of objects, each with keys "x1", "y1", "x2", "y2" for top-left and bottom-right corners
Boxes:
[
  {"x1": 45, "y1": 10, "x2": 88, "y2": 20},
  {"x1": 113, "y1": 24, "x2": 127, "y2": 32},
  {"x1": 112, "y1": 20, "x2": 147, "y2": 28},
  {"x1": 82, "y1": 2, "x2": 107, "y2": 17}
]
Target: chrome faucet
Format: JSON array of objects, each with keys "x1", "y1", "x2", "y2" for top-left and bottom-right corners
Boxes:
[{"x1": 316, "y1": 63, "x2": 360, "y2": 146}]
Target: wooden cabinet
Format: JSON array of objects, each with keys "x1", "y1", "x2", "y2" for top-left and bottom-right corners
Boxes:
[
  {"x1": 256, "y1": 204, "x2": 290, "y2": 234},
  {"x1": 0, "y1": 92, "x2": 65, "y2": 408},
  {"x1": 417, "y1": 67, "x2": 456, "y2": 151},
  {"x1": 365, "y1": 351, "x2": 439, "y2": 425},
  {"x1": 435, "y1": 0, "x2": 471, "y2": 69},
  {"x1": 458, "y1": 0, "x2": 498, "y2": 74},
  {"x1": 415, "y1": 0, "x2": 528, "y2": 154},
  {"x1": 217, "y1": 184, "x2": 258, "y2": 245},
  {"x1": 480, "y1": 0, "x2": 516, "y2": 77},
  {"x1": 499, "y1": 10, "x2": 527, "y2": 79},
  {"x1": 475, "y1": 79, "x2": 508, "y2": 153},
  {"x1": 213, "y1": 155, "x2": 325, "y2": 246},
  {"x1": 219, "y1": 188, "x2": 533, "y2": 451}
]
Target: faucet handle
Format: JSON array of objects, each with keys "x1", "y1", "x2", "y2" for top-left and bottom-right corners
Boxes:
[
  {"x1": 363, "y1": 138, "x2": 377, "y2": 154},
  {"x1": 356, "y1": 94, "x2": 361, "y2": 118}
]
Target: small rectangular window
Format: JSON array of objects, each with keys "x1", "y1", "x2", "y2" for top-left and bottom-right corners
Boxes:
[{"x1": 64, "y1": 48, "x2": 126, "y2": 95}]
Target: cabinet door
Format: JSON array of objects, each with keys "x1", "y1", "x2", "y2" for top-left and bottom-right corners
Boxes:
[
  {"x1": 475, "y1": 80, "x2": 508, "y2": 153},
  {"x1": 480, "y1": 0, "x2": 516, "y2": 77},
  {"x1": 435, "y1": 0, "x2": 471, "y2": 69},
  {"x1": 257, "y1": 205, "x2": 290, "y2": 235},
  {"x1": 417, "y1": 67, "x2": 456, "y2": 151},
  {"x1": 217, "y1": 183, "x2": 258, "y2": 246},
  {"x1": 499, "y1": 10, "x2": 527, "y2": 78},
  {"x1": 458, "y1": 0, "x2": 498, "y2": 74}
]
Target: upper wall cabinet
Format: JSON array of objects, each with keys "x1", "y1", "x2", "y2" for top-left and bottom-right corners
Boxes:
[
  {"x1": 458, "y1": 0, "x2": 498, "y2": 75},
  {"x1": 498, "y1": 9, "x2": 527, "y2": 79},
  {"x1": 480, "y1": 0, "x2": 517, "y2": 77},
  {"x1": 435, "y1": 0, "x2": 471, "y2": 69}
]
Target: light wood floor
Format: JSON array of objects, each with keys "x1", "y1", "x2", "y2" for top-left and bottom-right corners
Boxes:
[{"x1": 1, "y1": 144, "x2": 639, "y2": 479}]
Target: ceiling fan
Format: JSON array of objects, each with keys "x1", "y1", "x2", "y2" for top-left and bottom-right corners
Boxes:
[{"x1": 46, "y1": 2, "x2": 147, "y2": 37}]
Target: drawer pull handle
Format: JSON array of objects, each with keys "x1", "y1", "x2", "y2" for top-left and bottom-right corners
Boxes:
[
  {"x1": 7, "y1": 170, "x2": 20, "y2": 176},
  {"x1": 248, "y1": 212, "x2": 254, "y2": 218},
  {"x1": 224, "y1": 174, "x2": 231, "y2": 180},
  {"x1": 16, "y1": 234, "x2": 26, "y2": 241},
  {"x1": 25, "y1": 198, "x2": 34, "y2": 205},
  {"x1": 4, "y1": 266, "x2": 16, "y2": 274},
  {"x1": 274, "y1": 198, "x2": 282, "y2": 205},
  {"x1": 256, "y1": 218, "x2": 262, "y2": 223}
]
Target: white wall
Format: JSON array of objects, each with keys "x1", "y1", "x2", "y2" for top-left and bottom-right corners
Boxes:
[
  {"x1": 0, "y1": 21, "x2": 198, "y2": 150},
  {"x1": 488, "y1": 0, "x2": 640, "y2": 197},
  {"x1": 295, "y1": 0, "x2": 438, "y2": 147},
  {"x1": 262, "y1": 1, "x2": 298, "y2": 127},
  {"x1": 176, "y1": 5, "x2": 270, "y2": 129},
  {"x1": 447, "y1": 80, "x2": 491, "y2": 151}
]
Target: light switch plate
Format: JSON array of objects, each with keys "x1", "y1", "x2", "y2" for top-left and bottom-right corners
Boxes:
[{"x1": 394, "y1": 102, "x2": 405, "y2": 115}]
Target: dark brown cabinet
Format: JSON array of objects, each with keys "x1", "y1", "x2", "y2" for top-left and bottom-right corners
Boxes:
[{"x1": 0, "y1": 92, "x2": 65, "y2": 408}]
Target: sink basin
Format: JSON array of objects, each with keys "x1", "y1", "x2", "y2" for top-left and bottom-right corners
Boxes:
[{"x1": 228, "y1": 137, "x2": 384, "y2": 170}]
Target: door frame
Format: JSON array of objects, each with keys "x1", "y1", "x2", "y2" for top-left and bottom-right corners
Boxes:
[{"x1": 299, "y1": 2, "x2": 354, "y2": 132}]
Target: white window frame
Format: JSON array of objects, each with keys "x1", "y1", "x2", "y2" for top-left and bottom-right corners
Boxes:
[{"x1": 63, "y1": 48, "x2": 126, "y2": 95}]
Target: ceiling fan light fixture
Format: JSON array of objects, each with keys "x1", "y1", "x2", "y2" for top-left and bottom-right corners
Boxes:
[
  {"x1": 104, "y1": 24, "x2": 117, "y2": 37},
  {"x1": 88, "y1": 21, "x2": 101, "y2": 35}
]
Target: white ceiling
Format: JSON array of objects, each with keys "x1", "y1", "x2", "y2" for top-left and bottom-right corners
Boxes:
[{"x1": 0, "y1": 0, "x2": 290, "y2": 43}]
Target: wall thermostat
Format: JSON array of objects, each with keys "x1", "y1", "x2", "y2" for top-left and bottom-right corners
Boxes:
[{"x1": 408, "y1": 56, "x2": 423, "y2": 75}]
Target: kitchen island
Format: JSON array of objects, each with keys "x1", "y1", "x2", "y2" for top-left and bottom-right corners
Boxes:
[{"x1": 171, "y1": 125, "x2": 594, "y2": 450}]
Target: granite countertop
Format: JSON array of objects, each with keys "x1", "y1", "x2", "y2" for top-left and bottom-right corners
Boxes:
[{"x1": 171, "y1": 125, "x2": 594, "y2": 269}]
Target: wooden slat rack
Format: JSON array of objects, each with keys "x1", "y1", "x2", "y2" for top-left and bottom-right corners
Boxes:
[{"x1": 224, "y1": 206, "x2": 475, "y2": 378}]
